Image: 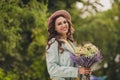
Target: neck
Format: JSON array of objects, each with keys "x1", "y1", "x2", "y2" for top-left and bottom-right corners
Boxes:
[{"x1": 60, "y1": 35, "x2": 67, "y2": 40}]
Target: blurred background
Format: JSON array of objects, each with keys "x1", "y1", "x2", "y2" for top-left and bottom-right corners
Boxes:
[{"x1": 0, "y1": 0, "x2": 120, "y2": 80}]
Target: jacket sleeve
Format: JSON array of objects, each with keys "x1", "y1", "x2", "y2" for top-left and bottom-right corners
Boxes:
[{"x1": 46, "y1": 39, "x2": 78, "y2": 78}]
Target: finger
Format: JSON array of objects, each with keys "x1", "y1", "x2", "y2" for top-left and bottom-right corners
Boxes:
[
  {"x1": 85, "y1": 70, "x2": 91, "y2": 72},
  {"x1": 85, "y1": 72, "x2": 90, "y2": 74},
  {"x1": 85, "y1": 70, "x2": 91, "y2": 74},
  {"x1": 85, "y1": 68, "x2": 91, "y2": 70}
]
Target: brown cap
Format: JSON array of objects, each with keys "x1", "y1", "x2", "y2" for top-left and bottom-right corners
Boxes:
[{"x1": 48, "y1": 10, "x2": 71, "y2": 29}]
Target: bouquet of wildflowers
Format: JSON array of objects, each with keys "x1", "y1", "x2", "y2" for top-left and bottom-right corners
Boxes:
[{"x1": 70, "y1": 43, "x2": 103, "y2": 80}]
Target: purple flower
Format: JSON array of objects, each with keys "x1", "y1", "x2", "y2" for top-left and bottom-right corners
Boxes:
[{"x1": 70, "y1": 52, "x2": 103, "y2": 68}]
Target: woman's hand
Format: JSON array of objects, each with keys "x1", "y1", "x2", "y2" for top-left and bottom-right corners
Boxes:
[{"x1": 78, "y1": 67, "x2": 91, "y2": 75}]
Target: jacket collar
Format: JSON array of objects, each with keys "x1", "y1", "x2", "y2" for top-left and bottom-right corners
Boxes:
[{"x1": 63, "y1": 41, "x2": 75, "y2": 54}]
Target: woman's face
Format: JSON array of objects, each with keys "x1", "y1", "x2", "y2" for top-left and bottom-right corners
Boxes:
[{"x1": 55, "y1": 16, "x2": 69, "y2": 36}]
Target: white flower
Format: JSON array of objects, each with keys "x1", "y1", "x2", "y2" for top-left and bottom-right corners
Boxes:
[{"x1": 74, "y1": 43, "x2": 100, "y2": 57}]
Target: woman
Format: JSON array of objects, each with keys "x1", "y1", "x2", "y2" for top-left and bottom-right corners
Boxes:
[{"x1": 46, "y1": 10, "x2": 91, "y2": 80}]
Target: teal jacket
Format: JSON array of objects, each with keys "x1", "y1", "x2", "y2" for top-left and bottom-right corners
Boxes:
[{"x1": 46, "y1": 38, "x2": 78, "y2": 80}]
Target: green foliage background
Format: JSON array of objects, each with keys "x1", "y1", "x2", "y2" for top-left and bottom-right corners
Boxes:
[{"x1": 0, "y1": 0, "x2": 120, "y2": 80}]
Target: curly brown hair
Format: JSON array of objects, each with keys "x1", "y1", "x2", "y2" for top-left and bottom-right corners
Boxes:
[{"x1": 47, "y1": 15, "x2": 75, "y2": 53}]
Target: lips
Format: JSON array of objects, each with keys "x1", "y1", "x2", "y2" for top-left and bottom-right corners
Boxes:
[{"x1": 62, "y1": 27, "x2": 68, "y2": 31}]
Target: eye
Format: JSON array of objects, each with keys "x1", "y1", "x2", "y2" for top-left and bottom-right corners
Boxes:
[
  {"x1": 63, "y1": 21, "x2": 67, "y2": 24},
  {"x1": 58, "y1": 22, "x2": 62, "y2": 25}
]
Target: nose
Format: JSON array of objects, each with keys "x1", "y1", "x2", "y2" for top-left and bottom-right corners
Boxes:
[{"x1": 62, "y1": 23, "x2": 66, "y2": 27}]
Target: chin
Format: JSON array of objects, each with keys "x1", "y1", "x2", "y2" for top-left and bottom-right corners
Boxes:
[{"x1": 63, "y1": 32, "x2": 68, "y2": 34}]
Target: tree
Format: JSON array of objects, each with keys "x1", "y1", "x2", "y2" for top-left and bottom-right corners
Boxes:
[
  {"x1": 73, "y1": 1, "x2": 120, "y2": 79},
  {"x1": 0, "y1": 0, "x2": 49, "y2": 80}
]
